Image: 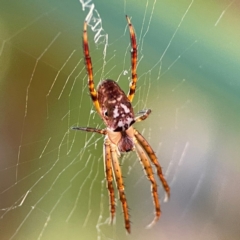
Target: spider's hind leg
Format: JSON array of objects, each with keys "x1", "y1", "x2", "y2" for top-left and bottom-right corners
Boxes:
[
  {"x1": 126, "y1": 15, "x2": 138, "y2": 103},
  {"x1": 83, "y1": 21, "x2": 101, "y2": 116}
]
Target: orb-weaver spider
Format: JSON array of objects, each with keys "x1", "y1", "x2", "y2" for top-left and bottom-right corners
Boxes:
[{"x1": 73, "y1": 16, "x2": 170, "y2": 233}]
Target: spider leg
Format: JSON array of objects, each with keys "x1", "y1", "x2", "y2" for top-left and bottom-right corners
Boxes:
[
  {"x1": 110, "y1": 141, "x2": 130, "y2": 233},
  {"x1": 134, "y1": 109, "x2": 152, "y2": 123},
  {"x1": 126, "y1": 15, "x2": 137, "y2": 103},
  {"x1": 83, "y1": 21, "x2": 101, "y2": 116},
  {"x1": 72, "y1": 127, "x2": 107, "y2": 135},
  {"x1": 134, "y1": 137, "x2": 161, "y2": 224},
  {"x1": 134, "y1": 129, "x2": 170, "y2": 200},
  {"x1": 104, "y1": 138, "x2": 115, "y2": 223}
]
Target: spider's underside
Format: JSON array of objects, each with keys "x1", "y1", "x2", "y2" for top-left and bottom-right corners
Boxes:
[{"x1": 73, "y1": 16, "x2": 170, "y2": 233}]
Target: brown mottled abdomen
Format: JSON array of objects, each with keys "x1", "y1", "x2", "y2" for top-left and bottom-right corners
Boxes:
[{"x1": 97, "y1": 80, "x2": 135, "y2": 132}]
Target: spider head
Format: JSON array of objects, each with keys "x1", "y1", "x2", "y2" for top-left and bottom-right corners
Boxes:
[
  {"x1": 98, "y1": 80, "x2": 135, "y2": 132},
  {"x1": 107, "y1": 126, "x2": 135, "y2": 152}
]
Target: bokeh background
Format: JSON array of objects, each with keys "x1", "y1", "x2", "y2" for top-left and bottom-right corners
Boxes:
[{"x1": 1, "y1": 0, "x2": 240, "y2": 239}]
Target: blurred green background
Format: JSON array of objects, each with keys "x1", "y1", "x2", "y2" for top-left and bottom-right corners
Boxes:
[{"x1": 1, "y1": 0, "x2": 240, "y2": 239}]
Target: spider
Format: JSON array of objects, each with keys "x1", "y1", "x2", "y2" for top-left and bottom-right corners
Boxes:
[{"x1": 73, "y1": 16, "x2": 170, "y2": 233}]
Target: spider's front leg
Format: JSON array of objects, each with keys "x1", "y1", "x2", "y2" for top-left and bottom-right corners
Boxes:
[
  {"x1": 134, "y1": 129, "x2": 170, "y2": 200},
  {"x1": 109, "y1": 140, "x2": 131, "y2": 233},
  {"x1": 133, "y1": 138, "x2": 161, "y2": 224},
  {"x1": 103, "y1": 138, "x2": 115, "y2": 223}
]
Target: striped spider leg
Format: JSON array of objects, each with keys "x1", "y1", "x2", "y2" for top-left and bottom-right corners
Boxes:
[{"x1": 73, "y1": 16, "x2": 170, "y2": 233}]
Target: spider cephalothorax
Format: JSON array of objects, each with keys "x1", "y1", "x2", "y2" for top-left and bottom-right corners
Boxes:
[{"x1": 73, "y1": 15, "x2": 170, "y2": 233}]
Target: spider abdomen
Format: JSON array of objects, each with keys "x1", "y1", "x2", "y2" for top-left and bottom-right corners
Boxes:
[{"x1": 98, "y1": 80, "x2": 135, "y2": 132}]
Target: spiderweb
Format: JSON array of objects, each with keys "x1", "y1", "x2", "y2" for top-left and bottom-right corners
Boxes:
[{"x1": 1, "y1": 0, "x2": 240, "y2": 239}]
